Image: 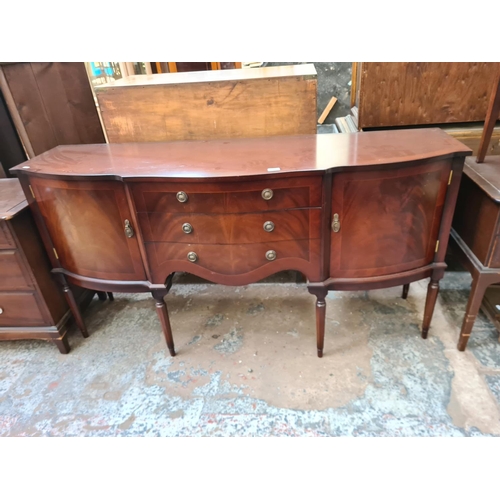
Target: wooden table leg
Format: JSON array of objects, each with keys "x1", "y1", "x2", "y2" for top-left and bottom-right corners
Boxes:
[
  {"x1": 402, "y1": 283, "x2": 410, "y2": 299},
  {"x1": 152, "y1": 291, "x2": 176, "y2": 357},
  {"x1": 458, "y1": 276, "x2": 489, "y2": 351},
  {"x1": 309, "y1": 287, "x2": 328, "y2": 358},
  {"x1": 422, "y1": 279, "x2": 439, "y2": 339},
  {"x1": 59, "y1": 276, "x2": 88, "y2": 338},
  {"x1": 97, "y1": 291, "x2": 107, "y2": 300},
  {"x1": 107, "y1": 292, "x2": 114, "y2": 301}
]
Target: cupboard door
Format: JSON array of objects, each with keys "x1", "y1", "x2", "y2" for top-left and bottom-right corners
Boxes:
[
  {"x1": 329, "y1": 160, "x2": 452, "y2": 278},
  {"x1": 30, "y1": 178, "x2": 146, "y2": 281}
]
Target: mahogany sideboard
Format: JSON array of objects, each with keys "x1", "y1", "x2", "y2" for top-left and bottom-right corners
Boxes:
[
  {"x1": 11, "y1": 129, "x2": 471, "y2": 357},
  {"x1": 0, "y1": 178, "x2": 95, "y2": 353}
]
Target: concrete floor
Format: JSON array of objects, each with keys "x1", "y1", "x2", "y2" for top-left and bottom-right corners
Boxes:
[{"x1": 1, "y1": 255, "x2": 500, "y2": 436}]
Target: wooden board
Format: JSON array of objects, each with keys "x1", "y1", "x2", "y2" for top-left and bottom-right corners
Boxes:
[
  {"x1": 355, "y1": 63, "x2": 500, "y2": 129},
  {"x1": 0, "y1": 179, "x2": 27, "y2": 220},
  {"x1": 95, "y1": 64, "x2": 317, "y2": 143},
  {"x1": 0, "y1": 63, "x2": 105, "y2": 156}
]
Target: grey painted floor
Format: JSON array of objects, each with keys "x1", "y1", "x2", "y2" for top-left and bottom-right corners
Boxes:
[{"x1": 1, "y1": 256, "x2": 500, "y2": 436}]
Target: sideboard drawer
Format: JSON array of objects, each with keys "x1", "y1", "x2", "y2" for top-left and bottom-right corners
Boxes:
[
  {"x1": 0, "y1": 292, "x2": 45, "y2": 327},
  {"x1": 146, "y1": 239, "x2": 321, "y2": 278},
  {"x1": 138, "y1": 209, "x2": 321, "y2": 244},
  {"x1": 130, "y1": 176, "x2": 322, "y2": 214},
  {"x1": 0, "y1": 250, "x2": 33, "y2": 291}
]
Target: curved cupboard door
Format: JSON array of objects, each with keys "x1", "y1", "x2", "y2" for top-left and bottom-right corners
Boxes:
[
  {"x1": 30, "y1": 178, "x2": 146, "y2": 282},
  {"x1": 329, "y1": 159, "x2": 452, "y2": 278}
]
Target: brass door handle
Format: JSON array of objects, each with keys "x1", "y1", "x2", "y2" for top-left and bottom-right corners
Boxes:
[
  {"x1": 332, "y1": 213, "x2": 341, "y2": 233},
  {"x1": 124, "y1": 219, "x2": 135, "y2": 238}
]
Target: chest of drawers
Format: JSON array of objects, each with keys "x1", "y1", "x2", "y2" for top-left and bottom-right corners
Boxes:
[
  {"x1": 11, "y1": 130, "x2": 471, "y2": 357},
  {"x1": 0, "y1": 179, "x2": 94, "y2": 353}
]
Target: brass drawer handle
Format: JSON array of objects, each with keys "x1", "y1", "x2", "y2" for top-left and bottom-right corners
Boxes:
[
  {"x1": 263, "y1": 221, "x2": 275, "y2": 232},
  {"x1": 182, "y1": 223, "x2": 193, "y2": 234},
  {"x1": 266, "y1": 250, "x2": 277, "y2": 261},
  {"x1": 124, "y1": 219, "x2": 134, "y2": 238},
  {"x1": 262, "y1": 189, "x2": 273, "y2": 200},
  {"x1": 0, "y1": 307, "x2": 3, "y2": 315},
  {"x1": 176, "y1": 191, "x2": 188, "y2": 203},
  {"x1": 332, "y1": 213, "x2": 341, "y2": 233},
  {"x1": 187, "y1": 251, "x2": 198, "y2": 262}
]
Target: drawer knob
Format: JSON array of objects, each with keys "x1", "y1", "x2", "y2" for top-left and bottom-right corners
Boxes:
[
  {"x1": 262, "y1": 188, "x2": 274, "y2": 200},
  {"x1": 266, "y1": 250, "x2": 277, "y2": 261},
  {"x1": 176, "y1": 191, "x2": 189, "y2": 203},
  {"x1": 187, "y1": 251, "x2": 198, "y2": 262},
  {"x1": 182, "y1": 223, "x2": 193, "y2": 234},
  {"x1": 124, "y1": 219, "x2": 134, "y2": 238},
  {"x1": 263, "y1": 221, "x2": 275, "y2": 232},
  {"x1": 0, "y1": 307, "x2": 3, "y2": 315}
]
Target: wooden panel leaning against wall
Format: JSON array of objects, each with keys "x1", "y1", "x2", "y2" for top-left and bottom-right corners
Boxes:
[
  {"x1": 0, "y1": 62, "x2": 105, "y2": 157},
  {"x1": 94, "y1": 64, "x2": 317, "y2": 143},
  {"x1": 352, "y1": 63, "x2": 499, "y2": 129}
]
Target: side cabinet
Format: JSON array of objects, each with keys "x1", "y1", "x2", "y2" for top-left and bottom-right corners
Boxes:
[
  {"x1": 28, "y1": 177, "x2": 147, "y2": 283},
  {"x1": 329, "y1": 159, "x2": 453, "y2": 279}
]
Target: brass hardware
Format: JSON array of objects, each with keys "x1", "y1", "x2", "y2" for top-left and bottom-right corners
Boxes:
[
  {"x1": 435, "y1": 240, "x2": 440, "y2": 253},
  {"x1": 53, "y1": 248, "x2": 59, "y2": 259},
  {"x1": 187, "y1": 251, "x2": 198, "y2": 262},
  {"x1": 29, "y1": 185, "x2": 35, "y2": 199},
  {"x1": 0, "y1": 308, "x2": 3, "y2": 315},
  {"x1": 263, "y1": 221, "x2": 275, "y2": 232},
  {"x1": 182, "y1": 223, "x2": 193, "y2": 234},
  {"x1": 176, "y1": 191, "x2": 188, "y2": 203},
  {"x1": 261, "y1": 188, "x2": 273, "y2": 200},
  {"x1": 124, "y1": 219, "x2": 134, "y2": 238},
  {"x1": 448, "y1": 171, "x2": 453, "y2": 185},
  {"x1": 332, "y1": 213, "x2": 341, "y2": 233},
  {"x1": 266, "y1": 250, "x2": 277, "y2": 261}
]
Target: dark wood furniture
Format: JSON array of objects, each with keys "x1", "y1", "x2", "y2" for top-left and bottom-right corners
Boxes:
[
  {"x1": 94, "y1": 64, "x2": 317, "y2": 143},
  {"x1": 451, "y1": 69, "x2": 500, "y2": 350},
  {"x1": 0, "y1": 179, "x2": 95, "y2": 353},
  {"x1": 352, "y1": 63, "x2": 499, "y2": 130},
  {"x1": 11, "y1": 129, "x2": 470, "y2": 357},
  {"x1": 0, "y1": 62, "x2": 105, "y2": 158}
]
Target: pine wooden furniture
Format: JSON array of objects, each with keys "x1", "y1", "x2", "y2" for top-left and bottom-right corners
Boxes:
[
  {"x1": 11, "y1": 129, "x2": 471, "y2": 357},
  {"x1": 0, "y1": 179, "x2": 95, "y2": 353},
  {"x1": 94, "y1": 64, "x2": 317, "y2": 143}
]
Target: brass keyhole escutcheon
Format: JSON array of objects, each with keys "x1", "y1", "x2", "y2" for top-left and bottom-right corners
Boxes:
[
  {"x1": 182, "y1": 223, "x2": 193, "y2": 234},
  {"x1": 187, "y1": 251, "x2": 198, "y2": 262},
  {"x1": 266, "y1": 250, "x2": 277, "y2": 261},
  {"x1": 124, "y1": 219, "x2": 134, "y2": 238},
  {"x1": 263, "y1": 221, "x2": 275, "y2": 232},
  {"x1": 176, "y1": 191, "x2": 188, "y2": 203},
  {"x1": 332, "y1": 213, "x2": 341, "y2": 233},
  {"x1": 262, "y1": 188, "x2": 273, "y2": 200}
]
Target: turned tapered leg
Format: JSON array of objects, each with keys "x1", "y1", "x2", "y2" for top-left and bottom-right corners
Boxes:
[
  {"x1": 422, "y1": 279, "x2": 439, "y2": 339},
  {"x1": 53, "y1": 335, "x2": 70, "y2": 354},
  {"x1": 62, "y1": 282, "x2": 88, "y2": 338},
  {"x1": 309, "y1": 288, "x2": 328, "y2": 358},
  {"x1": 457, "y1": 277, "x2": 488, "y2": 351},
  {"x1": 107, "y1": 292, "x2": 114, "y2": 301},
  {"x1": 402, "y1": 283, "x2": 410, "y2": 299},
  {"x1": 152, "y1": 292, "x2": 175, "y2": 356}
]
